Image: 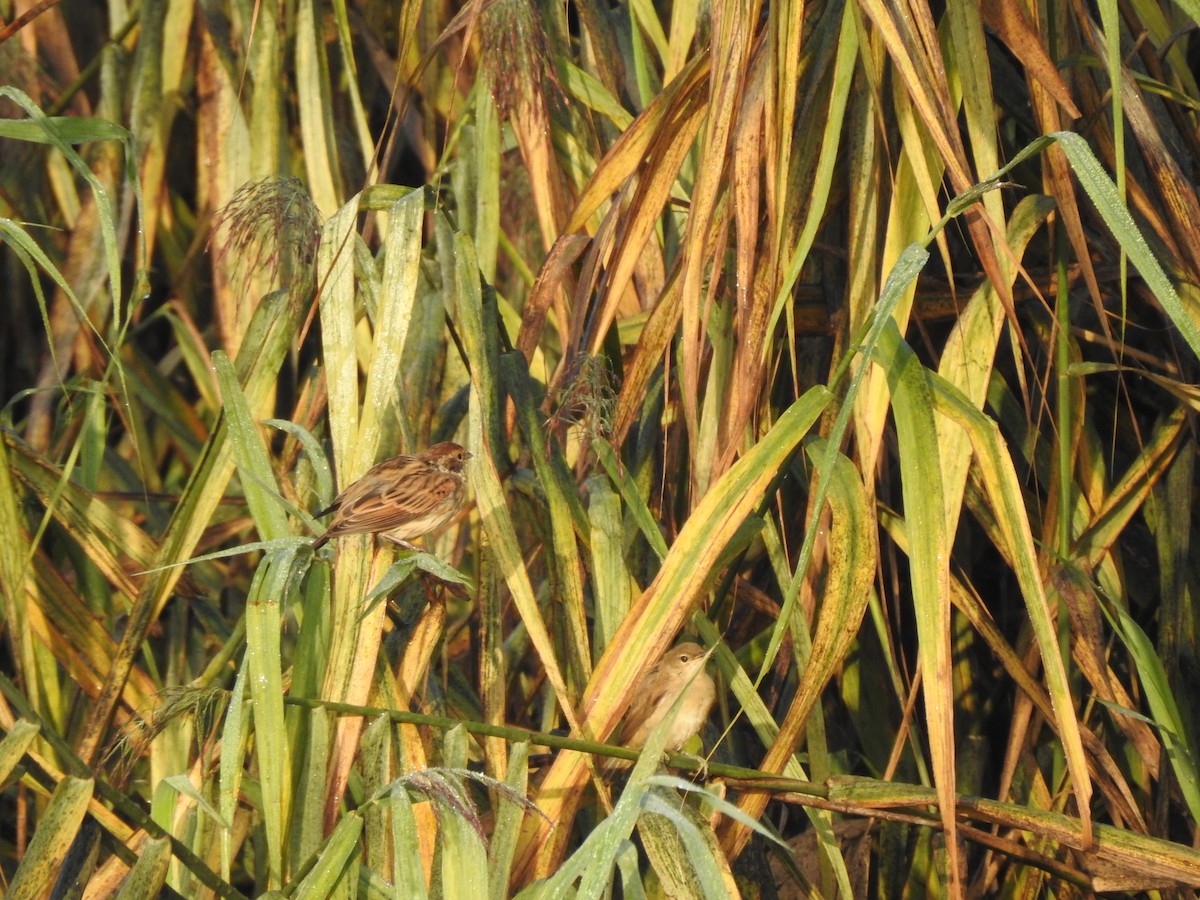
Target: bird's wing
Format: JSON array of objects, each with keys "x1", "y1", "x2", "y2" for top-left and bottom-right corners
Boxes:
[
  {"x1": 331, "y1": 471, "x2": 461, "y2": 533},
  {"x1": 618, "y1": 672, "x2": 672, "y2": 746},
  {"x1": 319, "y1": 455, "x2": 418, "y2": 514}
]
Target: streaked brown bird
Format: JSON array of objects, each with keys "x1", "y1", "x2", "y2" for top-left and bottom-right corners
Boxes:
[
  {"x1": 311, "y1": 441, "x2": 471, "y2": 551},
  {"x1": 618, "y1": 642, "x2": 716, "y2": 754}
]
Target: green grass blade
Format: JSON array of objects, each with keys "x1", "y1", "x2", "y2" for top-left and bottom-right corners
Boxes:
[{"x1": 8, "y1": 775, "x2": 94, "y2": 899}]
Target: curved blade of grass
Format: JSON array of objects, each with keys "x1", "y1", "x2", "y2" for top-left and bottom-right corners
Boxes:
[
  {"x1": 113, "y1": 835, "x2": 172, "y2": 900},
  {"x1": 640, "y1": 791, "x2": 737, "y2": 900},
  {"x1": 488, "y1": 742, "x2": 531, "y2": 900},
  {"x1": 651, "y1": 775, "x2": 789, "y2": 850},
  {"x1": 1100, "y1": 591, "x2": 1200, "y2": 821},
  {"x1": 583, "y1": 80, "x2": 707, "y2": 358},
  {"x1": 295, "y1": 0, "x2": 344, "y2": 216},
  {"x1": 214, "y1": 351, "x2": 290, "y2": 541},
  {"x1": 245, "y1": 550, "x2": 296, "y2": 888},
  {"x1": 555, "y1": 57, "x2": 635, "y2": 130},
  {"x1": 218, "y1": 660, "x2": 249, "y2": 882},
  {"x1": 8, "y1": 775, "x2": 94, "y2": 899},
  {"x1": 565, "y1": 51, "x2": 711, "y2": 234},
  {"x1": 969, "y1": 131, "x2": 1200, "y2": 363},
  {"x1": 264, "y1": 418, "x2": 333, "y2": 509},
  {"x1": 0, "y1": 116, "x2": 131, "y2": 144},
  {"x1": 317, "y1": 197, "x2": 364, "y2": 470},
  {"x1": 0, "y1": 217, "x2": 91, "y2": 389},
  {"x1": 438, "y1": 791, "x2": 491, "y2": 900},
  {"x1": 615, "y1": 841, "x2": 647, "y2": 900},
  {"x1": 592, "y1": 438, "x2": 668, "y2": 561},
  {"x1": 6, "y1": 429, "x2": 156, "y2": 583},
  {"x1": 359, "y1": 715, "x2": 392, "y2": 875},
  {"x1": 160, "y1": 773, "x2": 228, "y2": 830},
  {"x1": 291, "y1": 812, "x2": 363, "y2": 899},
  {"x1": 0, "y1": 418, "x2": 43, "y2": 728},
  {"x1": 936, "y1": 194, "x2": 1056, "y2": 519},
  {"x1": 1051, "y1": 130, "x2": 1200, "y2": 358},
  {"x1": 356, "y1": 190, "x2": 424, "y2": 461},
  {"x1": 0, "y1": 87, "x2": 126, "y2": 336},
  {"x1": 586, "y1": 473, "x2": 635, "y2": 657},
  {"x1": 390, "y1": 778, "x2": 430, "y2": 900},
  {"x1": 568, "y1": 745, "x2": 669, "y2": 899},
  {"x1": 761, "y1": 242, "x2": 930, "y2": 711},
  {"x1": 873, "y1": 321, "x2": 958, "y2": 890},
  {"x1": 930, "y1": 368, "x2": 1093, "y2": 844},
  {"x1": 0, "y1": 719, "x2": 40, "y2": 784}
]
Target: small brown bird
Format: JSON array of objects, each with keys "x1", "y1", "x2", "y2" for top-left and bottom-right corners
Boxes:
[
  {"x1": 312, "y1": 441, "x2": 471, "y2": 551},
  {"x1": 618, "y1": 642, "x2": 717, "y2": 754}
]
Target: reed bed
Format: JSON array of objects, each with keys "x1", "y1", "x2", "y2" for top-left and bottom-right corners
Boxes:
[{"x1": 1, "y1": 0, "x2": 1199, "y2": 896}]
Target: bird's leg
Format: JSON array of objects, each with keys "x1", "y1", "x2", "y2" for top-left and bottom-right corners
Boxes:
[
  {"x1": 668, "y1": 750, "x2": 709, "y2": 782},
  {"x1": 420, "y1": 575, "x2": 439, "y2": 607},
  {"x1": 383, "y1": 536, "x2": 421, "y2": 552},
  {"x1": 416, "y1": 571, "x2": 469, "y2": 603}
]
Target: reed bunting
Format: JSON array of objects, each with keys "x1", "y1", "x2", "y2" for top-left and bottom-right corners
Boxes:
[{"x1": 312, "y1": 441, "x2": 471, "y2": 550}]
